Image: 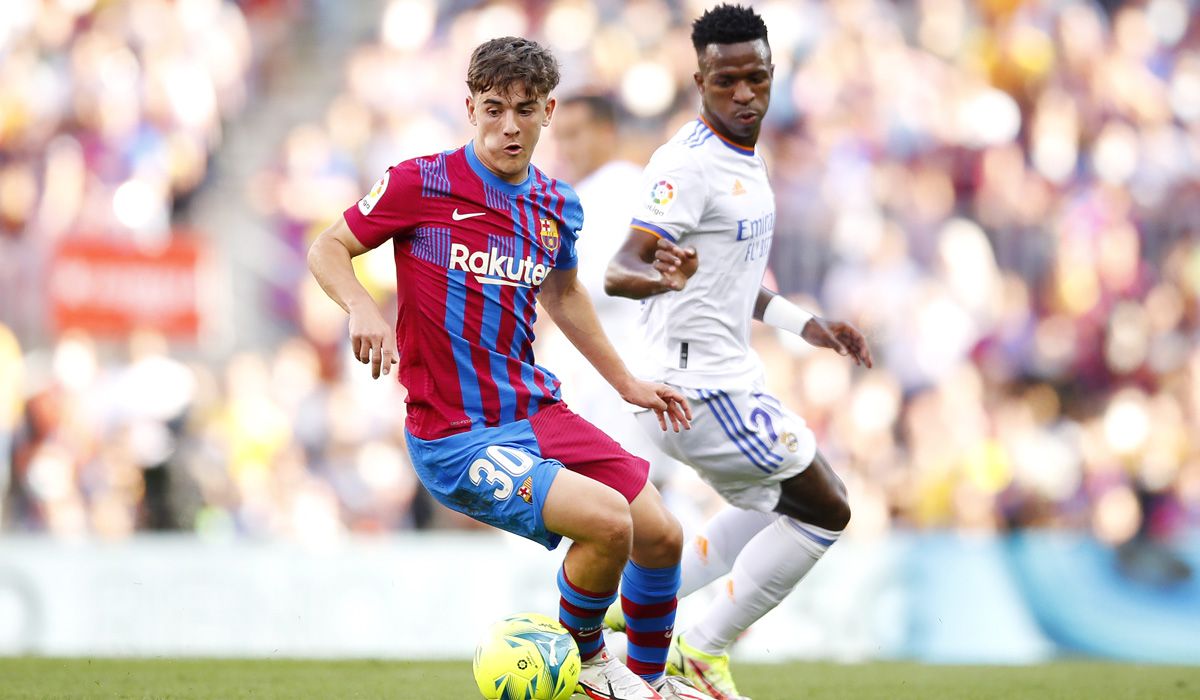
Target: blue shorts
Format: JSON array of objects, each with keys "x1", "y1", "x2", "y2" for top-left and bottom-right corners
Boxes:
[{"x1": 405, "y1": 419, "x2": 565, "y2": 550}]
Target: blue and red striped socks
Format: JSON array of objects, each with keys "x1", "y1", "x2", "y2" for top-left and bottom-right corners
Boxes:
[
  {"x1": 620, "y1": 561, "x2": 681, "y2": 682},
  {"x1": 557, "y1": 566, "x2": 618, "y2": 661}
]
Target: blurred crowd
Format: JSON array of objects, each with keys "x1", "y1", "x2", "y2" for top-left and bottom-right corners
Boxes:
[
  {"x1": 3, "y1": 0, "x2": 1200, "y2": 547},
  {"x1": 0, "y1": 0, "x2": 274, "y2": 336}
]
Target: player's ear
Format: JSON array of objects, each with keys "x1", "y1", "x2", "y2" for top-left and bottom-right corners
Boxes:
[
  {"x1": 693, "y1": 71, "x2": 704, "y2": 95},
  {"x1": 466, "y1": 95, "x2": 477, "y2": 126},
  {"x1": 542, "y1": 97, "x2": 556, "y2": 127}
]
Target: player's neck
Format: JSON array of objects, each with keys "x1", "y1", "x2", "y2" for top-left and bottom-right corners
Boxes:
[
  {"x1": 699, "y1": 111, "x2": 759, "y2": 150},
  {"x1": 467, "y1": 140, "x2": 531, "y2": 189}
]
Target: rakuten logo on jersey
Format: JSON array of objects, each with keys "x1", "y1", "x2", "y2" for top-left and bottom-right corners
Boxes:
[{"x1": 449, "y1": 243, "x2": 548, "y2": 288}]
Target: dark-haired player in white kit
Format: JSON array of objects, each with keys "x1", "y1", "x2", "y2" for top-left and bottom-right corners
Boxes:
[{"x1": 606, "y1": 6, "x2": 873, "y2": 699}]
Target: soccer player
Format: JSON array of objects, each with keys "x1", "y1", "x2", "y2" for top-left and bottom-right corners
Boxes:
[
  {"x1": 307, "y1": 37, "x2": 716, "y2": 700},
  {"x1": 605, "y1": 6, "x2": 873, "y2": 700},
  {"x1": 549, "y1": 94, "x2": 685, "y2": 488}
]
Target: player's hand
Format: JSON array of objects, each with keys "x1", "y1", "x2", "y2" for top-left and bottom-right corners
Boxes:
[
  {"x1": 349, "y1": 307, "x2": 399, "y2": 379},
  {"x1": 801, "y1": 318, "x2": 873, "y2": 368},
  {"x1": 653, "y1": 238, "x2": 698, "y2": 292},
  {"x1": 620, "y1": 379, "x2": 693, "y2": 432}
]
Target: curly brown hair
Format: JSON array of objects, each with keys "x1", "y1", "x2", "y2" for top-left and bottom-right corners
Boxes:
[{"x1": 466, "y1": 37, "x2": 560, "y2": 99}]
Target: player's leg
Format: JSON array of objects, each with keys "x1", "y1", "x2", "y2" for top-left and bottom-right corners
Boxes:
[
  {"x1": 649, "y1": 388, "x2": 839, "y2": 700},
  {"x1": 677, "y1": 506, "x2": 775, "y2": 597},
  {"x1": 624, "y1": 476, "x2": 724, "y2": 699},
  {"x1": 405, "y1": 422, "x2": 644, "y2": 693},
  {"x1": 620, "y1": 482, "x2": 683, "y2": 681},
  {"x1": 541, "y1": 468, "x2": 633, "y2": 664},
  {"x1": 684, "y1": 450, "x2": 849, "y2": 656},
  {"x1": 685, "y1": 454, "x2": 845, "y2": 644},
  {"x1": 546, "y1": 476, "x2": 687, "y2": 698},
  {"x1": 681, "y1": 451, "x2": 849, "y2": 646},
  {"x1": 537, "y1": 405, "x2": 683, "y2": 682},
  {"x1": 631, "y1": 404, "x2": 775, "y2": 598},
  {"x1": 773, "y1": 449, "x2": 851, "y2": 531},
  {"x1": 606, "y1": 500, "x2": 771, "y2": 632},
  {"x1": 531, "y1": 403, "x2": 676, "y2": 699},
  {"x1": 541, "y1": 469, "x2": 635, "y2": 586},
  {"x1": 532, "y1": 402, "x2": 716, "y2": 700}
]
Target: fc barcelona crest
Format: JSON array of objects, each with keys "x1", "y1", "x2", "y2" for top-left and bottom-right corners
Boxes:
[{"x1": 538, "y1": 218, "x2": 560, "y2": 253}]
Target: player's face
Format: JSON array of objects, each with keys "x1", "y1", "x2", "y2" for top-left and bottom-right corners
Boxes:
[
  {"x1": 551, "y1": 103, "x2": 612, "y2": 182},
  {"x1": 694, "y1": 39, "x2": 773, "y2": 147},
  {"x1": 467, "y1": 86, "x2": 556, "y2": 184}
]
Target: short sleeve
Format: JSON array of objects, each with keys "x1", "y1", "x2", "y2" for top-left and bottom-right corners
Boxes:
[
  {"x1": 629, "y1": 146, "x2": 706, "y2": 242},
  {"x1": 553, "y1": 182, "x2": 584, "y2": 270},
  {"x1": 343, "y1": 159, "x2": 420, "y2": 249}
]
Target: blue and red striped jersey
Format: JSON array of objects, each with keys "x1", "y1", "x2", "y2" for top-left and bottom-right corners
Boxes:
[{"x1": 343, "y1": 143, "x2": 584, "y2": 440}]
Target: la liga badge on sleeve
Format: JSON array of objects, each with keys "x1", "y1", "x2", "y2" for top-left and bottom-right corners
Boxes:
[{"x1": 358, "y1": 170, "x2": 390, "y2": 215}]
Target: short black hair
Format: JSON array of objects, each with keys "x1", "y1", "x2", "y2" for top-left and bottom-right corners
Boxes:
[
  {"x1": 559, "y1": 93, "x2": 618, "y2": 126},
  {"x1": 466, "y1": 37, "x2": 560, "y2": 99},
  {"x1": 691, "y1": 4, "x2": 769, "y2": 52}
]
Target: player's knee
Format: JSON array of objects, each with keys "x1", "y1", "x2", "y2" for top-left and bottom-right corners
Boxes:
[
  {"x1": 595, "y1": 511, "x2": 634, "y2": 559},
  {"x1": 660, "y1": 511, "x2": 684, "y2": 554},
  {"x1": 824, "y1": 491, "x2": 851, "y2": 531},
  {"x1": 584, "y1": 488, "x2": 634, "y2": 556},
  {"x1": 635, "y1": 507, "x2": 683, "y2": 563},
  {"x1": 785, "y1": 485, "x2": 851, "y2": 531}
]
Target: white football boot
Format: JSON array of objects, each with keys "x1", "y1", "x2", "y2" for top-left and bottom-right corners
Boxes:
[
  {"x1": 651, "y1": 674, "x2": 721, "y2": 700},
  {"x1": 576, "y1": 646, "x2": 664, "y2": 699}
]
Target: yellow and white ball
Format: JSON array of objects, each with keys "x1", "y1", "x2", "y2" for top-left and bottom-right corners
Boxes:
[{"x1": 472, "y1": 613, "x2": 580, "y2": 700}]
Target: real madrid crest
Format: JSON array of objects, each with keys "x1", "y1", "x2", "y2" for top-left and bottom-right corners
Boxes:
[{"x1": 538, "y1": 218, "x2": 560, "y2": 253}]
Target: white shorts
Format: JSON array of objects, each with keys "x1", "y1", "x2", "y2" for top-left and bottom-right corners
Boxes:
[{"x1": 635, "y1": 384, "x2": 817, "y2": 512}]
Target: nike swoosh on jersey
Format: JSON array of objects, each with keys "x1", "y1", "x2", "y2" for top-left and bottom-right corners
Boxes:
[{"x1": 452, "y1": 209, "x2": 486, "y2": 220}]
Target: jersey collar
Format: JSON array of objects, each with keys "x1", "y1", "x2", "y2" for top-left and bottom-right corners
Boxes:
[
  {"x1": 698, "y1": 116, "x2": 757, "y2": 156},
  {"x1": 465, "y1": 141, "x2": 533, "y2": 196}
]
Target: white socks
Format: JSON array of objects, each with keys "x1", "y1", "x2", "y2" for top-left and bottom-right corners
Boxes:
[
  {"x1": 686, "y1": 516, "x2": 841, "y2": 655},
  {"x1": 679, "y1": 507, "x2": 775, "y2": 597}
]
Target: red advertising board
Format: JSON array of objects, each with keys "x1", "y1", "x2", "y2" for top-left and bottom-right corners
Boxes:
[{"x1": 48, "y1": 237, "x2": 204, "y2": 339}]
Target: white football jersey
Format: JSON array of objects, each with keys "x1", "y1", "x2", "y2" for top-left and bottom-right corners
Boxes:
[
  {"x1": 547, "y1": 158, "x2": 685, "y2": 483},
  {"x1": 573, "y1": 160, "x2": 645, "y2": 339},
  {"x1": 547, "y1": 159, "x2": 651, "y2": 415},
  {"x1": 630, "y1": 118, "x2": 775, "y2": 389}
]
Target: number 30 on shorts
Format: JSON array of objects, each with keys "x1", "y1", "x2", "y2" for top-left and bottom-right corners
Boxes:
[{"x1": 469, "y1": 446, "x2": 535, "y2": 501}]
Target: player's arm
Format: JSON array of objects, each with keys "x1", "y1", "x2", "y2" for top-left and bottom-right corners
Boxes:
[
  {"x1": 539, "y1": 266, "x2": 691, "y2": 431},
  {"x1": 754, "y1": 288, "x2": 873, "y2": 368},
  {"x1": 604, "y1": 229, "x2": 698, "y2": 300},
  {"x1": 307, "y1": 218, "x2": 398, "y2": 378}
]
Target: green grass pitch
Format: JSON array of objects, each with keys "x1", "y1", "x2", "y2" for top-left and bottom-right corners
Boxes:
[{"x1": 0, "y1": 658, "x2": 1196, "y2": 699}]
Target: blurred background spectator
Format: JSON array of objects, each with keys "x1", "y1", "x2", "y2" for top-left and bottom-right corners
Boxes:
[{"x1": 2, "y1": 0, "x2": 1198, "y2": 558}]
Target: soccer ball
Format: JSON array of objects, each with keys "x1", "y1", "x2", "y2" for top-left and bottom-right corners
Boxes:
[{"x1": 472, "y1": 612, "x2": 580, "y2": 700}]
